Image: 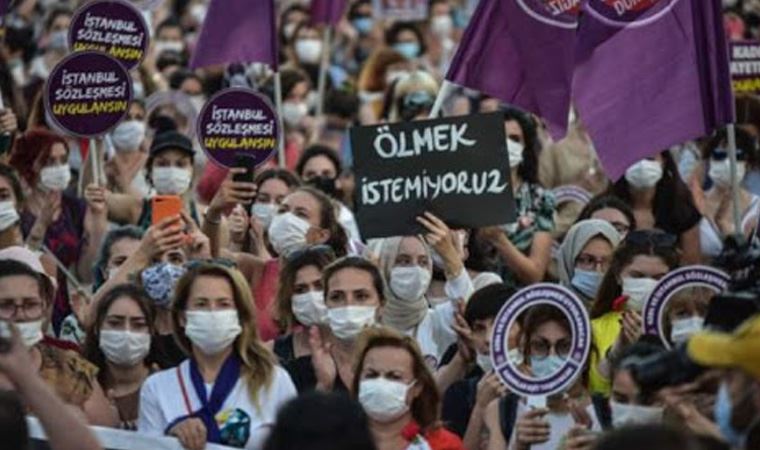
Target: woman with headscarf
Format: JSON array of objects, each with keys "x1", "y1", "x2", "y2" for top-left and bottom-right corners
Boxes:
[
  {"x1": 557, "y1": 219, "x2": 621, "y2": 306},
  {"x1": 373, "y1": 213, "x2": 473, "y2": 368}
]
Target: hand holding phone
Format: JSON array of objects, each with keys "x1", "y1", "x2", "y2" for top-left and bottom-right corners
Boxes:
[{"x1": 152, "y1": 195, "x2": 183, "y2": 226}]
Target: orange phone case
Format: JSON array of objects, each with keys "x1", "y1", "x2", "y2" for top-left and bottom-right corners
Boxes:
[{"x1": 151, "y1": 195, "x2": 182, "y2": 225}]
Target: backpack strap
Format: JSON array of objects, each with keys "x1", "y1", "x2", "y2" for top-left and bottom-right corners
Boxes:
[
  {"x1": 591, "y1": 394, "x2": 613, "y2": 430},
  {"x1": 498, "y1": 393, "x2": 520, "y2": 443}
]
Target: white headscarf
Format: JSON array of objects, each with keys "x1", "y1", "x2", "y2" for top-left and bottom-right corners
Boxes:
[{"x1": 557, "y1": 219, "x2": 621, "y2": 287}]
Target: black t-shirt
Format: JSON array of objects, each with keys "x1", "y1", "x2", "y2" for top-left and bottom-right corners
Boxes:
[
  {"x1": 442, "y1": 375, "x2": 482, "y2": 438},
  {"x1": 283, "y1": 356, "x2": 348, "y2": 394},
  {"x1": 655, "y1": 197, "x2": 701, "y2": 236},
  {"x1": 152, "y1": 334, "x2": 186, "y2": 369}
]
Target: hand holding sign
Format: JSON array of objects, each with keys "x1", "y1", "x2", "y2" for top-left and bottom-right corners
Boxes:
[{"x1": 513, "y1": 408, "x2": 551, "y2": 450}]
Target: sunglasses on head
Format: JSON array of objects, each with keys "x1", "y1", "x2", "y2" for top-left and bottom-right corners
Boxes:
[
  {"x1": 624, "y1": 230, "x2": 677, "y2": 249},
  {"x1": 185, "y1": 258, "x2": 238, "y2": 271},
  {"x1": 285, "y1": 245, "x2": 336, "y2": 263},
  {"x1": 711, "y1": 147, "x2": 746, "y2": 161}
]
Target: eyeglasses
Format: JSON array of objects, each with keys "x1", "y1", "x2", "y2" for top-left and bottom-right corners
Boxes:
[
  {"x1": 624, "y1": 230, "x2": 677, "y2": 249},
  {"x1": 575, "y1": 253, "x2": 611, "y2": 271},
  {"x1": 529, "y1": 337, "x2": 571, "y2": 359},
  {"x1": 184, "y1": 258, "x2": 238, "y2": 271},
  {"x1": 285, "y1": 245, "x2": 336, "y2": 263},
  {"x1": 0, "y1": 300, "x2": 44, "y2": 320}
]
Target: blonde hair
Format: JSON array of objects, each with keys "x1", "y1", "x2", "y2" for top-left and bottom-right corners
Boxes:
[
  {"x1": 171, "y1": 264, "x2": 276, "y2": 407},
  {"x1": 388, "y1": 71, "x2": 439, "y2": 122}
]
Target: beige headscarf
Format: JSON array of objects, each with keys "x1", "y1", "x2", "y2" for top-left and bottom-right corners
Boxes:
[
  {"x1": 375, "y1": 236, "x2": 432, "y2": 332},
  {"x1": 557, "y1": 219, "x2": 621, "y2": 287}
]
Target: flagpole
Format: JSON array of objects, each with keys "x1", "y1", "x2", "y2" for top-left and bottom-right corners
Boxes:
[
  {"x1": 274, "y1": 71, "x2": 286, "y2": 168},
  {"x1": 316, "y1": 27, "x2": 332, "y2": 119},
  {"x1": 727, "y1": 123, "x2": 743, "y2": 234},
  {"x1": 89, "y1": 137, "x2": 99, "y2": 187},
  {"x1": 430, "y1": 80, "x2": 454, "y2": 118}
]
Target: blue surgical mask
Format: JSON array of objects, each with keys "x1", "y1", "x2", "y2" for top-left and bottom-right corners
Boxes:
[
  {"x1": 531, "y1": 355, "x2": 564, "y2": 378},
  {"x1": 140, "y1": 262, "x2": 186, "y2": 308},
  {"x1": 715, "y1": 382, "x2": 748, "y2": 448},
  {"x1": 394, "y1": 42, "x2": 420, "y2": 60},
  {"x1": 571, "y1": 269, "x2": 602, "y2": 300},
  {"x1": 353, "y1": 17, "x2": 373, "y2": 35}
]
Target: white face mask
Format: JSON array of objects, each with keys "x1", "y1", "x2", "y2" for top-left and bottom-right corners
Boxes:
[
  {"x1": 295, "y1": 39, "x2": 323, "y2": 65},
  {"x1": 268, "y1": 212, "x2": 311, "y2": 257},
  {"x1": 611, "y1": 401, "x2": 664, "y2": 428},
  {"x1": 282, "y1": 101, "x2": 309, "y2": 128},
  {"x1": 40, "y1": 164, "x2": 71, "y2": 191},
  {"x1": 48, "y1": 30, "x2": 69, "y2": 52},
  {"x1": 251, "y1": 202, "x2": 277, "y2": 228},
  {"x1": 111, "y1": 120, "x2": 146, "y2": 152},
  {"x1": 16, "y1": 320, "x2": 44, "y2": 347},
  {"x1": 359, "y1": 377, "x2": 413, "y2": 423},
  {"x1": 152, "y1": 167, "x2": 192, "y2": 195},
  {"x1": 622, "y1": 277, "x2": 658, "y2": 312},
  {"x1": 624, "y1": 160, "x2": 663, "y2": 190},
  {"x1": 99, "y1": 330, "x2": 151, "y2": 366},
  {"x1": 292, "y1": 291, "x2": 328, "y2": 327},
  {"x1": 184, "y1": 310, "x2": 242, "y2": 355},
  {"x1": 155, "y1": 40, "x2": 184, "y2": 54},
  {"x1": 670, "y1": 316, "x2": 704, "y2": 344},
  {"x1": 476, "y1": 352, "x2": 493, "y2": 373},
  {"x1": 0, "y1": 201, "x2": 20, "y2": 232},
  {"x1": 327, "y1": 305, "x2": 376, "y2": 341},
  {"x1": 430, "y1": 14, "x2": 454, "y2": 37},
  {"x1": 389, "y1": 266, "x2": 431, "y2": 302},
  {"x1": 709, "y1": 159, "x2": 746, "y2": 188},
  {"x1": 507, "y1": 139, "x2": 524, "y2": 168}
]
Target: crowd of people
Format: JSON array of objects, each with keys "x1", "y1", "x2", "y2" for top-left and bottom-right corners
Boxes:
[{"x1": 1, "y1": 1, "x2": 760, "y2": 450}]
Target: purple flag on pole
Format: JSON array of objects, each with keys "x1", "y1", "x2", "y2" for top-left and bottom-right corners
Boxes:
[
  {"x1": 190, "y1": 0, "x2": 277, "y2": 70},
  {"x1": 311, "y1": 0, "x2": 347, "y2": 26},
  {"x1": 446, "y1": 0, "x2": 579, "y2": 139},
  {"x1": 573, "y1": 0, "x2": 734, "y2": 180}
]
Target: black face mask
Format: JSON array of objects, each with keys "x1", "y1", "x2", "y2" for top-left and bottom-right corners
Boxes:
[{"x1": 307, "y1": 176, "x2": 338, "y2": 197}]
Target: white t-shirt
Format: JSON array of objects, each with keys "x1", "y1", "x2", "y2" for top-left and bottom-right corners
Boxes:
[
  {"x1": 138, "y1": 360, "x2": 297, "y2": 450},
  {"x1": 507, "y1": 400, "x2": 602, "y2": 450},
  {"x1": 406, "y1": 301, "x2": 458, "y2": 368}
]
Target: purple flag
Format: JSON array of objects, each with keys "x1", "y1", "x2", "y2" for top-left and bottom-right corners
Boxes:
[
  {"x1": 573, "y1": 0, "x2": 734, "y2": 180},
  {"x1": 446, "y1": 0, "x2": 579, "y2": 139},
  {"x1": 311, "y1": 0, "x2": 347, "y2": 26},
  {"x1": 190, "y1": 0, "x2": 277, "y2": 70}
]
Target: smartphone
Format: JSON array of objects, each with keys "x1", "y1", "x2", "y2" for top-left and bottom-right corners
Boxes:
[
  {"x1": 151, "y1": 195, "x2": 182, "y2": 225},
  {"x1": 233, "y1": 154, "x2": 256, "y2": 184}
]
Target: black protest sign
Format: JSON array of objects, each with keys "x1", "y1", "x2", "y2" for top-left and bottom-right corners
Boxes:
[{"x1": 351, "y1": 112, "x2": 516, "y2": 239}]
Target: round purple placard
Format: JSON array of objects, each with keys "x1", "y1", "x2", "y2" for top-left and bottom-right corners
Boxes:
[
  {"x1": 552, "y1": 185, "x2": 593, "y2": 206},
  {"x1": 586, "y1": 0, "x2": 681, "y2": 28},
  {"x1": 642, "y1": 265, "x2": 728, "y2": 349},
  {"x1": 44, "y1": 51, "x2": 132, "y2": 138},
  {"x1": 490, "y1": 283, "x2": 591, "y2": 398},
  {"x1": 69, "y1": 0, "x2": 149, "y2": 70},
  {"x1": 197, "y1": 88, "x2": 279, "y2": 169}
]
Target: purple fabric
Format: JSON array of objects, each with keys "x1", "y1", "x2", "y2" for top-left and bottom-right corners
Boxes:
[
  {"x1": 311, "y1": 0, "x2": 347, "y2": 26},
  {"x1": 446, "y1": 0, "x2": 578, "y2": 139},
  {"x1": 573, "y1": 0, "x2": 734, "y2": 180},
  {"x1": 190, "y1": 0, "x2": 278, "y2": 70}
]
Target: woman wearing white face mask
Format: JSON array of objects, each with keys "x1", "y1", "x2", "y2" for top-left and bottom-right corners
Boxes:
[
  {"x1": 475, "y1": 108, "x2": 555, "y2": 289},
  {"x1": 106, "y1": 105, "x2": 150, "y2": 197},
  {"x1": 614, "y1": 152, "x2": 702, "y2": 264},
  {"x1": 374, "y1": 212, "x2": 473, "y2": 367},
  {"x1": 608, "y1": 342, "x2": 667, "y2": 429},
  {"x1": 0, "y1": 164, "x2": 24, "y2": 249},
  {"x1": 0, "y1": 254, "x2": 117, "y2": 427},
  {"x1": 352, "y1": 327, "x2": 465, "y2": 450},
  {"x1": 698, "y1": 128, "x2": 760, "y2": 259},
  {"x1": 82, "y1": 284, "x2": 156, "y2": 430},
  {"x1": 306, "y1": 256, "x2": 386, "y2": 393},
  {"x1": 270, "y1": 246, "x2": 336, "y2": 392},
  {"x1": 138, "y1": 263, "x2": 297, "y2": 450},
  {"x1": 9, "y1": 129, "x2": 108, "y2": 287},
  {"x1": 589, "y1": 230, "x2": 679, "y2": 397},
  {"x1": 104, "y1": 130, "x2": 201, "y2": 231},
  {"x1": 662, "y1": 286, "x2": 711, "y2": 346}
]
